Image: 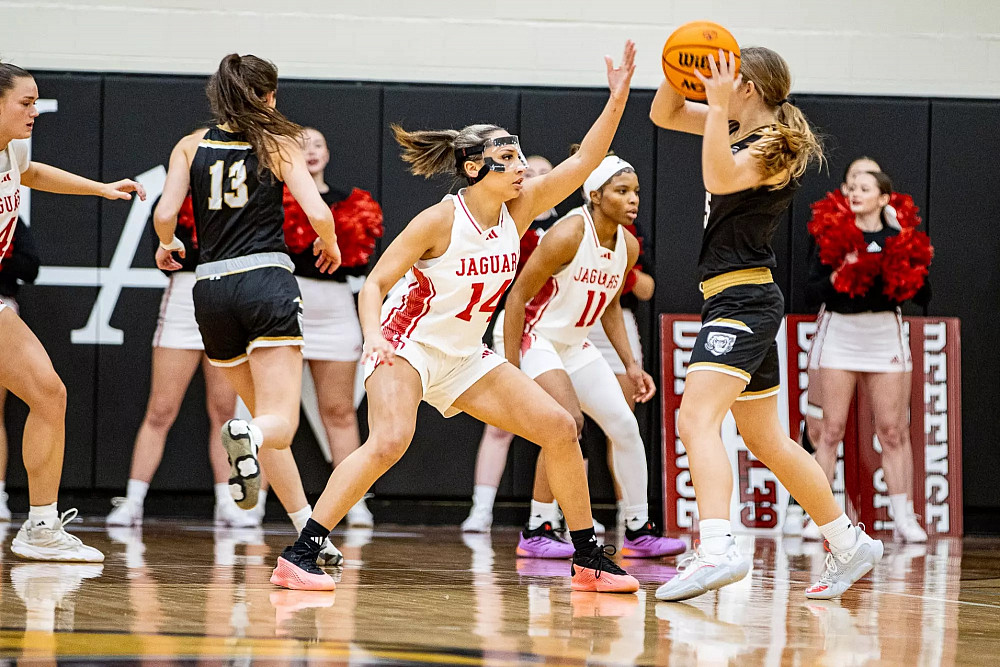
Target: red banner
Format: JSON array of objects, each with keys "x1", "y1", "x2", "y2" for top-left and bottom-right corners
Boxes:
[{"x1": 662, "y1": 313, "x2": 963, "y2": 537}]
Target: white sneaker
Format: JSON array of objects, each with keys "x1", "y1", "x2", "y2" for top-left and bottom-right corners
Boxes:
[
  {"x1": 655, "y1": 542, "x2": 751, "y2": 602},
  {"x1": 0, "y1": 492, "x2": 11, "y2": 522},
  {"x1": 805, "y1": 525, "x2": 883, "y2": 599},
  {"x1": 316, "y1": 537, "x2": 344, "y2": 567},
  {"x1": 215, "y1": 499, "x2": 261, "y2": 528},
  {"x1": 783, "y1": 505, "x2": 804, "y2": 537},
  {"x1": 893, "y1": 514, "x2": 928, "y2": 543},
  {"x1": 12, "y1": 509, "x2": 105, "y2": 563},
  {"x1": 592, "y1": 516, "x2": 606, "y2": 535},
  {"x1": 802, "y1": 518, "x2": 823, "y2": 541},
  {"x1": 346, "y1": 497, "x2": 374, "y2": 528},
  {"x1": 106, "y1": 497, "x2": 143, "y2": 527},
  {"x1": 461, "y1": 505, "x2": 493, "y2": 533}
]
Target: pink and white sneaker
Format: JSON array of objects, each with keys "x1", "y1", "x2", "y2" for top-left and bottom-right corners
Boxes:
[
  {"x1": 270, "y1": 548, "x2": 336, "y2": 591},
  {"x1": 570, "y1": 544, "x2": 639, "y2": 594}
]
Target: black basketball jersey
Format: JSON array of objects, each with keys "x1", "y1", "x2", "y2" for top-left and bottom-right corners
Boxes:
[
  {"x1": 698, "y1": 130, "x2": 796, "y2": 281},
  {"x1": 189, "y1": 126, "x2": 286, "y2": 263}
]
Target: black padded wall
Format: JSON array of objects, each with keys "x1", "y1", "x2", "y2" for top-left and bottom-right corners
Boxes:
[{"x1": 6, "y1": 70, "x2": 996, "y2": 521}]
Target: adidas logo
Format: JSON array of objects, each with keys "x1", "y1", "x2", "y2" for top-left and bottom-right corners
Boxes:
[
  {"x1": 1, "y1": 173, "x2": 10, "y2": 183},
  {"x1": 600, "y1": 250, "x2": 613, "y2": 260},
  {"x1": 485, "y1": 229, "x2": 499, "y2": 240},
  {"x1": 866, "y1": 241, "x2": 882, "y2": 253},
  {"x1": 310, "y1": 536, "x2": 324, "y2": 546}
]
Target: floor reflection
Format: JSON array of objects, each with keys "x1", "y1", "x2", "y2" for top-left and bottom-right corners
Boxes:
[{"x1": 0, "y1": 520, "x2": 991, "y2": 665}]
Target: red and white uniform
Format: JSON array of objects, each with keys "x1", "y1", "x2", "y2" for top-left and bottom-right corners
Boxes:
[
  {"x1": 0, "y1": 140, "x2": 28, "y2": 314},
  {"x1": 369, "y1": 191, "x2": 519, "y2": 416},
  {"x1": 495, "y1": 206, "x2": 628, "y2": 378}
]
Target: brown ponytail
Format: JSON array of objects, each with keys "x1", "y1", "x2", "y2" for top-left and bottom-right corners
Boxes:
[
  {"x1": 739, "y1": 47, "x2": 824, "y2": 189},
  {"x1": 206, "y1": 54, "x2": 303, "y2": 176},
  {"x1": 392, "y1": 123, "x2": 504, "y2": 183}
]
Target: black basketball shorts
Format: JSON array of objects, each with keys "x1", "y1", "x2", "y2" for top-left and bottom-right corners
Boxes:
[
  {"x1": 688, "y1": 282, "x2": 784, "y2": 400},
  {"x1": 192, "y1": 262, "x2": 304, "y2": 367}
]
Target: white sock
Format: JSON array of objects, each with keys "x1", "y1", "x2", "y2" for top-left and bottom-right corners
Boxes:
[
  {"x1": 820, "y1": 514, "x2": 858, "y2": 551},
  {"x1": 258, "y1": 489, "x2": 268, "y2": 506},
  {"x1": 889, "y1": 493, "x2": 909, "y2": 522},
  {"x1": 471, "y1": 485, "x2": 497, "y2": 512},
  {"x1": 624, "y1": 504, "x2": 650, "y2": 532},
  {"x1": 214, "y1": 483, "x2": 230, "y2": 506},
  {"x1": 0, "y1": 480, "x2": 6, "y2": 496},
  {"x1": 527, "y1": 500, "x2": 559, "y2": 530},
  {"x1": 699, "y1": 518, "x2": 733, "y2": 556},
  {"x1": 288, "y1": 504, "x2": 313, "y2": 534},
  {"x1": 248, "y1": 423, "x2": 263, "y2": 449},
  {"x1": 29, "y1": 502, "x2": 58, "y2": 527},
  {"x1": 126, "y1": 479, "x2": 149, "y2": 505}
]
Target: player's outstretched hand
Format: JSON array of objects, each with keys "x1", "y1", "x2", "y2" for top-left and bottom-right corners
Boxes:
[
  {"x1": 101, "y1": 179, "x2": 147, "y2": 201},
  {"x1": 606, "y1": 40, "x2": 636, "y2": 101}
]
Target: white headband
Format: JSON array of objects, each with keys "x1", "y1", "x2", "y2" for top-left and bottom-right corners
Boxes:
[{"x1": 583, "y1": 156, "x2": 634, "y2": 203}]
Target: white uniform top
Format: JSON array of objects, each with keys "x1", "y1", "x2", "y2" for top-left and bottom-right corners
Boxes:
[
  {"x1": 524, "y1": 205, "x2": 628, "y2": 347},
  {"x1": 382, "y1": 190, "x2": 520, "y2": 357},
  {"x1": 0, "y1": 140, "x2": 28, "y2": 267}
]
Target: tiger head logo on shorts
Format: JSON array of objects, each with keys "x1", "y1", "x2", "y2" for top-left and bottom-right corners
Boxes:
[{"x1": 705, "y1": 332, "x2": 737, "y2": 356}]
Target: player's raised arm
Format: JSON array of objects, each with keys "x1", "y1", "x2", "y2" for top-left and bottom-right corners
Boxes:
[{"x1": 510, "y1": 40, "x2": 635, "y2": 230}]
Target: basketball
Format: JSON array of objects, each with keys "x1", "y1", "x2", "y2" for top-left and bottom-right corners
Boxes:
[{"x1": 661, "y1": 21, "x2": 741, "y2": 101}]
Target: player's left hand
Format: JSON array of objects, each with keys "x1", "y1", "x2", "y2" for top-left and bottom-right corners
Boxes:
[
  {"x1": 313, "y1": 237, "x2": 342, "y2": 274},
  {"x1": 694, "y1": 49, "x2": 742, "y2": 109},
  {"x1": 606, "y1": 40, "x2": 636, "y2": 101},
  {"x1": 156, "y1": 237, "x2": 185, "y2": 271},
  {"x1": 627, "y1": 364, "x2": 656, "y2": 403},
  {"x1": 101, "y1": 179, "x2": 147, "y2": 201}
]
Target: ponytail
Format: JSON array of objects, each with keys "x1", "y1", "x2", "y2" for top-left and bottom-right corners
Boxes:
[
  {"x1": 753, "y1": 102, "x2": 824, "y2": 189},
  {"x1": 206, "y1": 54, "x2": 303, "y2": 177},
  {"x1": 392, "y1": 122, "x2": 505, "y2": 184}
]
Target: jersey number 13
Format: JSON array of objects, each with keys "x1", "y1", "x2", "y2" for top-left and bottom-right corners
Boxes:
[{"x1": 208, "y1": 159, "x2": 249, "y2": 210}]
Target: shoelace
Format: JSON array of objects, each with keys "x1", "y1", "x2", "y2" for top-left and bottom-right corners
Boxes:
[
  {"x1": 590, "y1": 544, "x2": 621, "y2": 579},
  {"x1": 41, "y1": 509, "x2": 86, "y2": 546}
]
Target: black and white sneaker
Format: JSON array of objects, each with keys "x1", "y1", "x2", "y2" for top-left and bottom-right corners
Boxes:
[{"x1": 221, "y1": 419, "x2": 261, "y2": 510}]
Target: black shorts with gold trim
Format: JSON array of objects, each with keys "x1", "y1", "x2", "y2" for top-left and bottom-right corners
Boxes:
[
  {"x1": 192, "y1": 265, "x2": 304, "y2": 367},
  {"x1": 688, "y1": 281, "x2": 784, "y2": 400}
]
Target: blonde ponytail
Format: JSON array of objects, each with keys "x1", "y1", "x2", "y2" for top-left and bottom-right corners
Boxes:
[{"x1": 392, "y1": 123, "x2": 504, "y2": 181}]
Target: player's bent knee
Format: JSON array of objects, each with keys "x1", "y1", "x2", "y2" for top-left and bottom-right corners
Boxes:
[
  {"x1": 877, "y1": 423, "x2": 907, "y2": 451},
  {"x1": 26, "y1": 367, "x2": 66, "y2": 413},
  {"x1": 321, "y1": 400, "x2": 357, "y2": 428}
]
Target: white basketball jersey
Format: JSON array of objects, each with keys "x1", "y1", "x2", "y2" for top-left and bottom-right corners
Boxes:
[
  {"x1": 0, "y1": 142, "x2": 25, "y2": 267},
  {"x1": 382, "y1": 191, "x2": 520, "y2": 357},
  {"x1": 525, "y1": 206, "x2": 628, "y2": 347}
]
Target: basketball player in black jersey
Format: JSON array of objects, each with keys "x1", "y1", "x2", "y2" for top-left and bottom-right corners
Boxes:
[
  {"x1": 650, "y1": 47, "x2": 882, "y2": 601},
  {"x1": 153, "y1": 55, "x2": 341, "y2": 526}
]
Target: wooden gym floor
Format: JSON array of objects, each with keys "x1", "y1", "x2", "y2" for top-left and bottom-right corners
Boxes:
[{"x1": 0, "y1": 520, "x2": 995, "y2": 665}]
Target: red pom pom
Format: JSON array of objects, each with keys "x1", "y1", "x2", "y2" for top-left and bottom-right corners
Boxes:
[
  {"x1": 332, "y1": 188, "x2": 384, "y2": 267},
  {"x1": 882, "y1": 228, "x2": 933, "y2": 301},
  {"x1": 808, "y1": 191, "x2": 866, "y2": 267},
  {"x1": 832, "y1": 251, "x2": 882, "y2": 297},
  {"x1": 282, "y1": 186, "x2": 317, "y2": 254},
  {"x1": 177, "y1": 195, "x2": 198, "y2": 248},
  {"x1": 888, "y1": 193, "x2": 922, "y2": 229}
]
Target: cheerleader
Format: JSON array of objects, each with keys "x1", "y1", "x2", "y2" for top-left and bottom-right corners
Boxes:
[
  {"x1": 461, "y1": 154, "x2": 564, "y2": 534},
  {"x1": 0, "y1": 62, "x2": 145, "y2": 562},
  {"x1": 271, "y1": 41, "x2": 641, "y2": 593},
  {"x1": 497, "y1": 154, "x2": 685, "y2": 560},
  {"x1": 650, "y1": 47, "x2": 882, "y2": 600},
  {"x1": 282, "y1": 126, "x2": 383, "y2": 527},
  {"x1": 803, "y1": 169, "x2": 931, "y2": 543}
]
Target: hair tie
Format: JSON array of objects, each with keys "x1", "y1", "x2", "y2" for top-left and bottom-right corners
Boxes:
[{"x1": 779, "y1": 96, "x2": 795, "y2": 106}]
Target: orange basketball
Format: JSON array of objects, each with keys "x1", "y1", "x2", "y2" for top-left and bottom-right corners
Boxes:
[{"x1": 661, "y1": 21, "x2": 740, "y2": 101}]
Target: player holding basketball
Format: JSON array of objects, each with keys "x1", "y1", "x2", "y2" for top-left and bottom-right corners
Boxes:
[
  {"x1": 153, "y1": 54, "x2": 345, "y2": 564},
  {"x1": 650, "y1": 47, "x2": 882, "y2": 600},
  {"x1": 497, "y1": 154, "x2": 685, "y2": 560},
  {"x1": 271, "y1": 41, "x2": 641, "y2": 593},
  {"x1": 0, "y1": 62, "x2": 145, "y2": 561}
]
